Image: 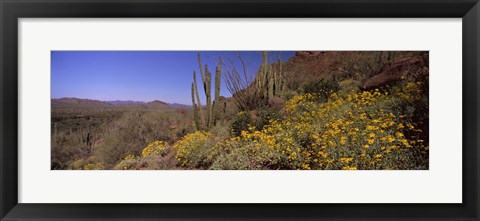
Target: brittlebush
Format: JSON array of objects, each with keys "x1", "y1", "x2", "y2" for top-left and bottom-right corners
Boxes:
[
  {"x1": 141, "y1": 141, "x2": 168, "y2": 157},
  {"x1": 173, "y1": 131, "x2": 216, "y2": 168},
  {"x1": 213, "y1": 83, "x2": 428, "y2": 170},
  {"x1": 114, "y1": 141, "x2": 175, "y2": 170}
]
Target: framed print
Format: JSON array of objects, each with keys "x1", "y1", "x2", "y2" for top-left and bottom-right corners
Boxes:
[{"x1": 1, "y1": 0, "x2": 479, "y2": 220}]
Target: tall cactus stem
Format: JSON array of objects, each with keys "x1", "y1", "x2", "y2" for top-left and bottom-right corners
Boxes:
[
  {"x1": 191, "y1": 83, "x2": 201, "y2": 130},
  {"x1": 213, "y1": 59, "x2": 222, "y2": 126},
  {"x1": 205, "y1": 65, "x2": 212, "y2": 129},
  {"x1": 193, "y1": 71, "x2": 205, "y2": 129}
]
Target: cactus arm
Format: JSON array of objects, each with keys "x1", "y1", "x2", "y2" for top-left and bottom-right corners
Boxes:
[
  {"x1": 197, "y1": 52, "x2": 206, "y2": 88},
  {"x1": 193, "y1": 71, "x2": 206, "y2": 129},
  {"x1": 205, "y1": 65, "x2": 212, "y2": 129},
  {"x1": 268, "y1": 66, "x2": 274, "y2": 101},
  {"x1": 191, "y1": 83, "x2": 201, "y2": 130},
  {"x1": 213, "y1": 59, "x2": 222, "y2": 126}
]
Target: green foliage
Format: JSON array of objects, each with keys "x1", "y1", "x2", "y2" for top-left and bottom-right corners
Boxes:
[
  {"x1": 51, "y1": 109, "x2": 125, "y2": 169},
  {"x1": 300, "y1": 78, "x2": 340, "y2": 102},
  {"x1": 211, "y1": 83, "x2": 429, "y2": 170},
  {"x1": 230, "y1": 111, "x2": 254, "y2": 137},
  {"x1": 114, "y1": 141, "x2": 176, "y2": 170},
  {"x1": 253, "y1": 107, "x2": 282, "y2": 131},
  {"x1": 176, "y1": 127, "x2": 192, "y2": 139},
  {"x1": 173, "y1": 131, "x2": 217, "y2": 169},
  {"x1": 338, "y1": 79, "x2": 361, "y2": 94},
  {"x1": 52, "y1": 109, "x2": 194, "y2": 169},
  {"x1": 114, "y1": 149, "x2": 177, "y2": 170},
  {"x1": 229, "y1": 107, "x2": 283, "y2": 137},
  {"x1": 282, "y1": 90, "x2": 298, "y2": 101},
  {"x1": 209, "y1": 123, "x2": 230, "y2": 139},
  {"x1": 210, "y1": 140, "x2": 282, "y2": 170}
]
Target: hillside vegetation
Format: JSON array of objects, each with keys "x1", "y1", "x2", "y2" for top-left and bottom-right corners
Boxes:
[{"x1": 52, "y1": 51, "x2": 429, "y2": 170}]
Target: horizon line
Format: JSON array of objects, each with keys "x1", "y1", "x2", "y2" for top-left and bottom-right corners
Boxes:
[{"x1": 51, "y1": 97, "x2": 194, "y2": 106}]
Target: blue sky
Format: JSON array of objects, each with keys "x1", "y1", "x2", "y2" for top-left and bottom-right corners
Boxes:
[{"x1": 51, "y1": 51, "x2": 295, "y2": 104}]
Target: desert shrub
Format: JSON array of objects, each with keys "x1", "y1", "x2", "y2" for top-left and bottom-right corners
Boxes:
[
  {"x1": 389, "y1": 78, "x2": 429, "y2": 144},
  {"x1": 338, "y1": 79, "x2": 361, "y2": 94},
  {"x1": 139, "y1": 110, "x2": 193, "y2": 142},
  {"x1": 300, "y1": 78, "x2": 339, "y2": 103},
  {"x1": 85, "y1": 109, "x2": 192, "y2": 168},
  {"x1": 210, "y1": 123, "x2": 230, "y2": 138},
  {"x1": 173, "y1": 131, "x2": 217, "y2": 169},
  {"x1": 141, "y1": 141, "x2": 168, "y2": 157},
  {"x1": 52, "y1": 139, "x2": 84, "y2": 169},
  {"x1": 114, "y1": 141, "x2": 177, "y2": 170},
  {"x1": 283, "y1": 90, "x2": 427, "y2": 169},
  {"x1": 222, "y1": 99, "x2": 240, "y2": 121},
  {"x1": 82, "y1": 162, "x2": 105, "y2": 170},
  {"x1": 176, "y1": 128, "x2": 191, "y2": 139},
  {"x1": 230, "y1": 109, "x2": 282, "y2": 137},
  {"x1": 94, "y1": 130, "x2": 137, "y2": 167},
  {"x1": 210, "y1": 138, "x2": 283, "y2": 170},
  {"x1": 230, "y1": 111, "x2": 254, "y2": 137},
  {"x1": 67, "y1": 158, "x2": 88, "y2": 170},
  {"x1": 66, "y1": 156, "x2": 105, "y2": 170},
  {"x1": 212, "y1": 85, "x2": 428, "y2": 170},
  {"x1": 282, "y1": 90, "x2": 298, "y2": 101},
  {"x1": 114, "y1": 155, "x2": 139, "y2": 170},
  {"x1": 114, "y1": 153, "x2": 177, "y2": 170},
  {"x1": 55, "y1": 107, "x2": 197, "y2": 169},
  {"x1": 336, "y1": 52, "x2": 384, "y2": 80},
  {"x1": 253, "y1": 107, "x2": 283, "y2": 131},
  {"x1": 335, "y1": 51, "x2": 426, "y2": 82}
]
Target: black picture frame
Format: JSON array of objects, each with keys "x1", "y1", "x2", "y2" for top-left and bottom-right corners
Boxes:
[{"x1": 1, "y1": 0, "x2": 479, "y2": 220}]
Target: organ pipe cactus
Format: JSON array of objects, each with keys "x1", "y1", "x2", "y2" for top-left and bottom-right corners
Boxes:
[
  {"x1": 192, "y1": 71, "x2": 205, "y2": 129},
  {"x1": 191, "y1": 53, "x2": 222, "y2": 130},
  {"x1": 205, "y1": 65, "x2": 212, "y2": 129},
  {"x1": 255, "y1": 51, "x2": 286, "y2": 102},
  {"x1": 191, "y1": 83, "x2": 201, "y2": 130},
  {"x1": 214, "y1": 60, "x2": 222, "y2": 126}
]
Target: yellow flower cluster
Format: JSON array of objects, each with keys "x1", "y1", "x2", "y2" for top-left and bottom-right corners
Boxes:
[
  {"x1": 141, "y1": 141, "x2": 168, "y2": 157},
  {"x1": 82, "y1": 163, "x2": 104, "y2": 170},
  {"x1": 398, "y1": 82, "x2": 423, "y2": 102},
  {"x1": 123, "y1": 154, "x2": 136, "y2": 160},
  {"x1": 228, "y1": 88, "x2": 428, "y2": 170},
  {"x1": 173, "y1": 131, "x2": 214, "y2": 167}
]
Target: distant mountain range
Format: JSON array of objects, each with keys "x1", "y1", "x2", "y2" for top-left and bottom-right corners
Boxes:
[
  {"x1": 51, "y1": 97, "x2": 192, "y2": 110},
  {"x1": 106, "y1": 100, "x2": 146, "y2": 105}
]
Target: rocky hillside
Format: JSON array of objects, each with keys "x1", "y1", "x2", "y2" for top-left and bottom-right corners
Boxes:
[
  {"x1": 52, "y1": 98, "x2": 114, "y2": 109},
  {"x1": 281, "y1": 51, "x2": 428, "y2": 91}
]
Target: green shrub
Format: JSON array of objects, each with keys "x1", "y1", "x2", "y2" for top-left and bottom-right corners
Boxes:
[
  {"x1": 282, "y1": 90, "x2": 298, "y2": 101},
  {"x1": 300, "y1": 78, "x2": 340, "y2": 103},
  {"x1": 114, "y1": 141, "x2": 177, "y2": 170},
  {"x1": 173, "y1": 131, "x2": 217, "y2": 169},
  {"x1": 210, "y1": 123, "x2": 230, "y2": 138},
  {"x1": 230, "y1": 111, "x2": 254, "y2": 137},
  {"x1": 114, "y1": 153, "x2": 177, "y2": 170},
  {"x1": 210, "y1": 139, "x2": 283, "y2": 170},
  {"x1": 141, "y1": 141, "x2": 169, "y2": 157},
  {"x1": 254, "y1": 107, "x2": 283, "y2": 131},
  {"x1": 338, "y1": 79, "x2": 361, "y2": 94},
  {"x1": 212, "y1": 86, "x2": 428, "y2": 170}
]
